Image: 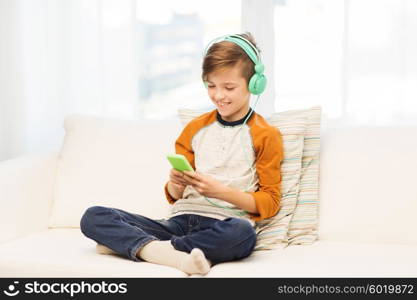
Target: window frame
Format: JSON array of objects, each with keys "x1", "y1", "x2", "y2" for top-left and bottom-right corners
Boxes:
[{"x1": 241, "y1": 0, "x2": 276, "y2": 118}]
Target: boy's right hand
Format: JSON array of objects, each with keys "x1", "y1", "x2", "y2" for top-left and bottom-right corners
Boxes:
[
  {"x1": 168, "y1": 169, "x2": 187, "y2": 200},
  {"x1": 169, "y1": 169, "x2": 187, "y2": 189}
]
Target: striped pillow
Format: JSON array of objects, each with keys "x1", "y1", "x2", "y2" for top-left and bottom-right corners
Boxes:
[
  {"x1": 253, "y1": 113, "x2": 307, "y2": 250},
  {"x1": 277, "y1": 106, "x2": 322, "y2": 245}
]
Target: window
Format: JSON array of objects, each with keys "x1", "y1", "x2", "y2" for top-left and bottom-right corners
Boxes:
[
  {"x1": 136, "y1": 0, "x2": 241, "y2": 119},
  {"x1": 274, "y1": 0, "x2": 417, "y2": 126},
  {"x1": 274, "y1": 0, "x2": 345, "y2": 120}
]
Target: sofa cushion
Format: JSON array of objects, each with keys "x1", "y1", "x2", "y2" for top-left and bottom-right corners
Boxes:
[
  {"x1": 205, "y1": 241, "x2": 417, "y2": 277},
  {"x1": 318, "y1": 126, "x2": 417, "y2": 245},
  {"x1": 49, "y1": 115, "x2": 183, "y2": 228},
  {"x1": 0, "y1": 229, "x2": 186, "y2": 277},
  {"x1": 2, "y1": 229, "x2": 415, "y2": 278}
]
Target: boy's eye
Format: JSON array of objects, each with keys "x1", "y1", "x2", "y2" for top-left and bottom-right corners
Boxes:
[{"x1": 207, "y1": 86, "x2": 235, "y2": 91}]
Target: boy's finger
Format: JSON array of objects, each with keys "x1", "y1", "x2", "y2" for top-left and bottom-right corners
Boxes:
[
  {"x1": 185, "y1": 176, "x2": 200, "y2": 186},
  {"x1": 172, "y1": 171, "x2": 187, "y2": 180},
  {"x1": 172, "y1": 177, "x2": 187, "y2": 185},
  {"x1": 184, "y1": 171, "x2": 199, "y2": 179},
  {"x1": 171, "y1": 169, "x2": 183, "y2": 176}
]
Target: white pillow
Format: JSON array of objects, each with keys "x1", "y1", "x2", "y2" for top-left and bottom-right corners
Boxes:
[{"x1": 49, "y1": 114, "x2": 181, "y2": 228}]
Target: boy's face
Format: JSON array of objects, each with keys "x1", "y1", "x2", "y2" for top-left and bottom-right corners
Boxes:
[{"x1": 206, "y1": 64, "x2": 251, "y2": 122}]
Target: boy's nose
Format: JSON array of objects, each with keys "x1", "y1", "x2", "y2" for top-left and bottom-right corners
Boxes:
[{"x1": 213, "y1": 90, "x2": 226, "y2": 101}]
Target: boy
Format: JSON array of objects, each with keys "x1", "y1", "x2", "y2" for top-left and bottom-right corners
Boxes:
[{"x1": 80, "y1": 32, "x2": 283, "y2": 275}]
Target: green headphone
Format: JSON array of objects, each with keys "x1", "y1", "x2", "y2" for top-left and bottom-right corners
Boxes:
[{"x1": 203, "y1": 34, "x2": 267, "y2": 95}]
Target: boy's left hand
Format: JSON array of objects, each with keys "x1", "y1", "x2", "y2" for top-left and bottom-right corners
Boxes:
[{"x1": 182, "y1": 171, "x2": 228, "y2": 198}]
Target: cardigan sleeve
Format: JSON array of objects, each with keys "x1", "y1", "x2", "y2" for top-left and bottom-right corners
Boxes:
[{"x1": 247, "y1": 126, "x2": 284, "y2": 221}]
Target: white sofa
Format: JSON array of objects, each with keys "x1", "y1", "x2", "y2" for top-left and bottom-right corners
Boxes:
[{"x1": 1, "y1": 115, "x2": 417, "y2": 278}]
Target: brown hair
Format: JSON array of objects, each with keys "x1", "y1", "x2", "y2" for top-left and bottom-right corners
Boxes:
[{"x1": 202, "y1": 32, "x2": 260, "y2": 85}]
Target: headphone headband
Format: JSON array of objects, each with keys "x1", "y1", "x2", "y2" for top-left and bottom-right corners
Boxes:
[{"x1": 203, "y1": 34, "x2": 262, "y2": 65}]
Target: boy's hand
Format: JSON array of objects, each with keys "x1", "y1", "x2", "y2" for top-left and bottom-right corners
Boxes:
[
  {"x1": 169, "y1": 169, "x2": 188, "y2": 189},
  {"x1": 167, "y1": 169, "x2": 188, "y2": 200},
  {"x1": 182, "y1": 171, "x2": 228, "y2": 198}
]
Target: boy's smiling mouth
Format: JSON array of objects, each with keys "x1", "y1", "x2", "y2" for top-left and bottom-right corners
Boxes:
[{"x1": 217, "y1": 101, "x2": 231, "y2": 108}]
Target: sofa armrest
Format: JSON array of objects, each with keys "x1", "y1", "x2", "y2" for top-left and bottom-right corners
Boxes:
[{"x1": 0, "y1": 152, "x2": 58, "y2": 243}]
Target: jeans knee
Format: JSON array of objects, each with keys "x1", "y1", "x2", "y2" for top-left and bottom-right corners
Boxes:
[
  {"x1": 80, "y1": 205, "x2": 109, "y2": 235},
  {"x1": 223, "y1": 218, "x2": 257, "y2": 249},
  {"x1": 227, "y1": 218, "x2": 256, "y2": 235}
]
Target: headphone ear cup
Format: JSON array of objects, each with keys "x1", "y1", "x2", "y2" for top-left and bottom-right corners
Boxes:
[{"x1": 248, "y1": 73, "x2": 267, "y2": 95}]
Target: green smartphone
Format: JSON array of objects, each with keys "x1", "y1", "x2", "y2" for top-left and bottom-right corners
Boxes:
[{"x1": 166, "y1": 154, "x2": 194, "y2": 172}]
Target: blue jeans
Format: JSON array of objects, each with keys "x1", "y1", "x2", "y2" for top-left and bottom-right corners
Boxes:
[{"x1": 80, "y1": 206, "x2": 257, "y2": 265}]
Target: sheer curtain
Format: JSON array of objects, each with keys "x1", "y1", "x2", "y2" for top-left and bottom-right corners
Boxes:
[{"x1": 0, "y1": 0, "x2": 138, "y2": 161}]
